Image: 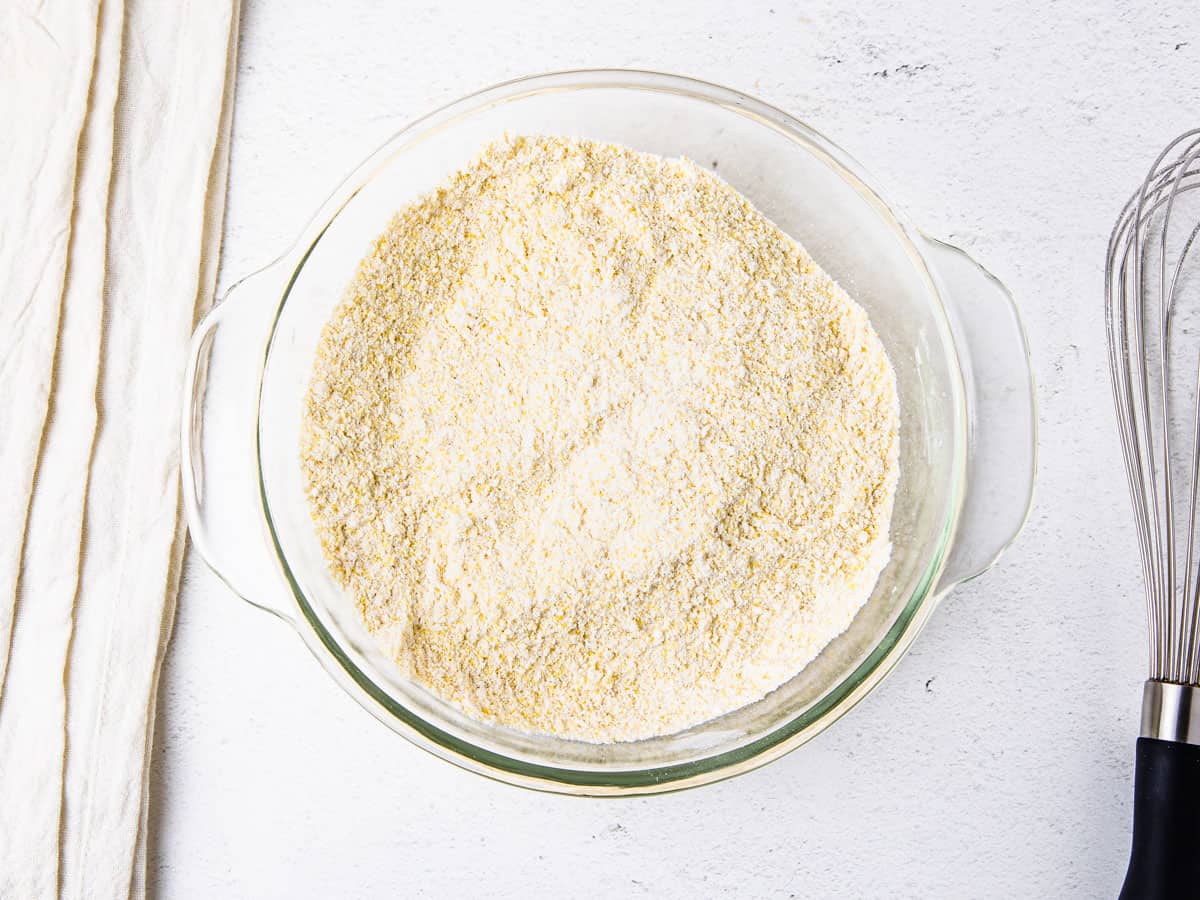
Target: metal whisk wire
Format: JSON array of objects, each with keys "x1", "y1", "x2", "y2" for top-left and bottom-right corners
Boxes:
[
  {"x1": 1106, "y1": 129, "x2": 1200, "y2": 686},
  {"x1": 1109, "y1": 130, "x2": 1200, "y2": 900}
]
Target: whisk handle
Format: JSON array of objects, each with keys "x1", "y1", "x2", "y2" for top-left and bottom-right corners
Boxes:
[{"x1": 1119, "y1": 737, "x2": 1200, "y2": 899}]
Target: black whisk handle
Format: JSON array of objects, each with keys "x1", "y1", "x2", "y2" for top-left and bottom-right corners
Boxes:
[{"x1": 1119, "y1": 737, "x2": 1200, "y2": 899}]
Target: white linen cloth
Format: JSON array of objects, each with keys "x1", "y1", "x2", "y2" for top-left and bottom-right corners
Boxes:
[{"x1": 0, "y1": 2, "x2": 240, "y2": 896}]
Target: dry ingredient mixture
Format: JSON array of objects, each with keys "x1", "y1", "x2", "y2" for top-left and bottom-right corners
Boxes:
[{"x1": 301, "y1": 135, "x2": 899, "y2": 742}]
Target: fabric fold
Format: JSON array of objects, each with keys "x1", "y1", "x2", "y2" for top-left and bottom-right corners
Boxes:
[
  {"x1": 0, "y1": 0, "x2": 102, "y2": 701},
  {"x1": 61, "y1": 3, "x2": 240, "y2": 896},
  {"x1": 0, "y1": 1, "x2": 240, "y2": 897},
  {"x1": 0, "y1": 2, "x2": 109, "y2": 897}
]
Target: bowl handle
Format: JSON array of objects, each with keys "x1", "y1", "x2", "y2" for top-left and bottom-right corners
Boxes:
[
  {"x1": 920, "y1": 235, "x2": 1037, "y2": 593},
  {"x1": 181, "y1": 262, "x2": 298, "y2": 625}
]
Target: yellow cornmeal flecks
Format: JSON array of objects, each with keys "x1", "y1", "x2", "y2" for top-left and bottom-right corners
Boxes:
[{"x1": 301, "y1": 135, "x2": 900, "y2": 743}]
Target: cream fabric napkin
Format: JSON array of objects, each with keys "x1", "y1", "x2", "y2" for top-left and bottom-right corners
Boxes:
[{"x1": 0, "y1": 2, "x2": 240, "y2": 897}]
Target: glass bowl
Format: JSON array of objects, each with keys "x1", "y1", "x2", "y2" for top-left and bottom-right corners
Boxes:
[{"x1": 182, "y1": 70, "x2": 1036, "y2": 794}]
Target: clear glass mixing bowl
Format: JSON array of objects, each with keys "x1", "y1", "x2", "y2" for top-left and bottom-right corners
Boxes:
[{"x1": 182, "y1": 70, "x2": 1036, "y2": 794}]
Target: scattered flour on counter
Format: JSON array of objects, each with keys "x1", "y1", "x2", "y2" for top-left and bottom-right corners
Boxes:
[{"x1": 301, "y1": 135, "x2": 899, "y2": 742}]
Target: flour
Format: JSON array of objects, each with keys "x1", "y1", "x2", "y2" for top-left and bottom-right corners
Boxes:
[{"x1": 301, "y1": 135, "x2": 899, "y2": 742}]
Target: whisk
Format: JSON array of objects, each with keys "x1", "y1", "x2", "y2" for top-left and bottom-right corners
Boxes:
[{"x1": 1107, "y1": 129, "x2": 1200, "y2": 898}]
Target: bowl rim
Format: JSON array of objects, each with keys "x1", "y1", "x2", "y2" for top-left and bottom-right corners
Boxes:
[{"x1": 255, "y1": 67, "x2": 969, "y2": 795}]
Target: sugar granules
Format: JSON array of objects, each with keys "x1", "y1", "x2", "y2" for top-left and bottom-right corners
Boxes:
[{"x1": 301, "y1": 135, "x2": 899, "y2": 742}]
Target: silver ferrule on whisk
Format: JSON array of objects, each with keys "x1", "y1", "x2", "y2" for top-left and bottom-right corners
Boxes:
[{"x1": 1140, "y1": 680, "x2": 1200, "y2": 745}]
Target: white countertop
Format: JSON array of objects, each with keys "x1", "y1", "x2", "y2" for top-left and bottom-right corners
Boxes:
[{"x1": 150, "y1": 1, "x2": 1200, "y2": 896}]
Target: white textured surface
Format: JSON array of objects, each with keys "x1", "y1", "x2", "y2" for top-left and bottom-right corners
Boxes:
[{"x1": 150, "y1": 1, "x2": 1200, "y2": 897}]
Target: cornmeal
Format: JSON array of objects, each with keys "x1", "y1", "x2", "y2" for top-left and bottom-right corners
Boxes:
[{"x1": 301, "y1": 135, "x2": 899, "y2": 742}]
